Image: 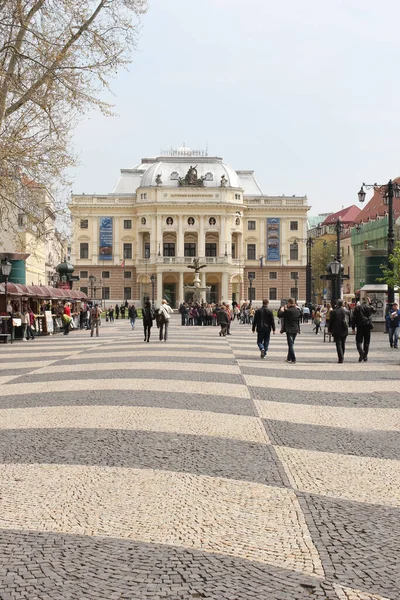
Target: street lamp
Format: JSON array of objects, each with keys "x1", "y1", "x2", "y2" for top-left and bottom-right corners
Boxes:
[
  {"x1": 89, "y1": 274, "x2": 96, "y2": 302},
  {"x1": 248, "y1": 272, "x2": 255, "y2": 302},
  {"x1": 292, "y1": 237, "x2": 314, "y2": 307},
  {"x1": 292, "y1": 272, "x2": 299, "y2": 303},
  {"x1": 1, "y1": 257, "x2": 12, "y2": 312},
  {"x1": 150, "y1": 273, "x2": 155, "y2": 309},
  {"x1": 358, "y1": 180, "x2": 400, "y2": 305},
  {"x1": 333, "y1": 219, "x2": 344, "y2": 306}
]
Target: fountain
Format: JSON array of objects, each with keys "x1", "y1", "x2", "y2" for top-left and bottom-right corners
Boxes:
[{"x1": 184, "y1": 258, "x2": 211, "y2": 303}]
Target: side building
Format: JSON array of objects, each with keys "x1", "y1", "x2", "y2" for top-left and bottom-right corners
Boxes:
[{"x1": 69, "y1": 149, "x2": 310, "y2": 308}]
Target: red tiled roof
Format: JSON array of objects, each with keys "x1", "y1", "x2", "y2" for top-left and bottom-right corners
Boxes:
[
  {"x1": 321, "y1": 205, "x2": 361, "y2": 226},
  {"x1": 354, "y1": 176, "x2": 400, "y2": 224}
]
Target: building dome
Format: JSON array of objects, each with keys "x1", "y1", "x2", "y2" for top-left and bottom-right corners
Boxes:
[{"x1": 139, "y1": 156, "x2": 241, "y2": 189}]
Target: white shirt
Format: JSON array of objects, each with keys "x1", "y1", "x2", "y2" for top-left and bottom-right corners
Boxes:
[{"x1": 159, "y1": 304, "x2": 173, "y2": 320}]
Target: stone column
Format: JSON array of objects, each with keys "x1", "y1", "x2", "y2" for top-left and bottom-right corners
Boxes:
[
  {"x1": 225, "y1": 215, "x2": 231, "y2": 259},
  {"x1": 150, "y1": 215, "x2": 156, "y2": 259},
  {"x1": 221, "y1": 272, "x2": 229, "y2": 303},
  {"x1": 179, "y1": 270, "x2": 184, "y2": 305},
  {"x1": 157, "y1": 271, "x2": 163, "y2": 306},
  {"x1": 157, "y1": 215, "x2": 162, "y2": 256},
  {"x1": 92, "y1": 216, "x2": 99, "y2": 264},
  {"x1": 114, "y1": 217, "x2": 120, "y2": 265},
  {"x1": 199, "y1": 215, "x2": 205, "y2": 258},
  {"x1": 177, "y1": 215, "x2": 184, "y2": 257}
]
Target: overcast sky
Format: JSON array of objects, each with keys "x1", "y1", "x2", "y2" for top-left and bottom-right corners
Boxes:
[{"x1": 71, "y1": 0, "x2": 400, "y2": 215}]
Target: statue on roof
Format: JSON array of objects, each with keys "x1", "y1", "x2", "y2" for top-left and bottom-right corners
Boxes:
[
  {"x1": 155, "y1": 173, "x2": 162, "y2": 186},
  {"x1": 220, "y1": 174, "x2": 227, "y2": 187},
  {"x1": 178, "y1": 165, "x2": 206, "y2": 187}
]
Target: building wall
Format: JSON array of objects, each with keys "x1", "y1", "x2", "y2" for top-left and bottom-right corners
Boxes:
[{"x1": 70, "y1": 185, "x2": 309, "y2": 307}]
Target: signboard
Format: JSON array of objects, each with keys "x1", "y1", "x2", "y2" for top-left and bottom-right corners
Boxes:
[
  {"x1": 267, "y1": 218, "x2": 280, "y2": 261},
  {"x1": 99, "y1": 217, "x2": 113, "y2": 260},
  {"x1": 45, "y1": 310, "x2": 54, "y2": 334}
]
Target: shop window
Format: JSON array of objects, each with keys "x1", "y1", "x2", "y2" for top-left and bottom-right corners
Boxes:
[
  {"x1": 184, "y1": 243, "x2": 196, "y2": 257},
  {"x1": 80, "y1": 243, "x2": 88, "y2": 259},
  {"x1": 205, "y1": 243, "x2": 217, "y2": 257},
  {"x1": 163, "y1": 243, "x2": 175, "y2": 257},
  {"x1": 247, "y1": 244, "x2": 256, "y2": 260},
  {"x1": 123, "y1": 243, "x2": 132, "y2": 259},
  {"x1": 289, "y1": 243, "x2": 298, "y2": 260}
]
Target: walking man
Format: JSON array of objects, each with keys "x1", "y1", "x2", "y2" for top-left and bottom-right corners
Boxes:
[
  {"x1": 328, "y1": 299, "x2": 348, "y2": 363},
  {"x1": 252, "y1": 299, "x2": 276, "y2": 358},
  {"x1": 157, "y1": 299, "x2": 173, "y2": 341},
  {"x1": 90, "y1": 304, "x2": 101, "y2": 338},
  {"x1": 351, "y1": 297, "x2": 376, "y2": 362},
  {"x1": 278, "y1": 298, "x2": 301, "y2": 363},
  {"x1": 388, "y1": 302, "x2": 400, "y2": 348}
]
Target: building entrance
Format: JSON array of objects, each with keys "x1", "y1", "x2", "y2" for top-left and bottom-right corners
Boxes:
[{"x1": 163, "y1": 283, "x2": 176, "y2": 308}]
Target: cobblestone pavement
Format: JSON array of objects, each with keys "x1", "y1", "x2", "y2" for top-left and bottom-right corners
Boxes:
[{"x1": 0, "y1": 316, "x2": 399, "y2": 600}]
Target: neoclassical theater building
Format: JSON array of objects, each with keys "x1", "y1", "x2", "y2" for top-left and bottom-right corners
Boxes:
[{"x1": 70, "y1": 148, "x2": 310, "y2": 307}]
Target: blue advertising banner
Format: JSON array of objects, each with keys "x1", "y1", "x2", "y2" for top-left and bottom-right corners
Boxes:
[
  {"x1": 99, "y1": 217, "x2": 113, "y2": 260},
  {"x1": 267, "y1": 218, "x2": 280, "y2": 261}
]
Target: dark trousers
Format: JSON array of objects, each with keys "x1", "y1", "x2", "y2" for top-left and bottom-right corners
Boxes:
[
  {"x1": 26, "y1": 325, "x2": 35, "y2": 339},
  {"x1": 286, "y1": 332, "x2": 297, "y2": 361},
  {"x1": 257, "y1": 329, "x2": 271, "y2": 353},
  {"x1": 159, "y1": 320, "x2": 169, "y2": 341},
  {"x1": 356, "y1": 327, "x2": 371, "y2": 358},
  {"x1": 334, "y1": 335, "x2": 347, "y2": 362},
  {"x1": 143, "y1": 323, "x2": 151, "y2": 341}
]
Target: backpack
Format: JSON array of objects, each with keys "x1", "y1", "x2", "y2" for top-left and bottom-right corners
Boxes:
[{"x1": 91, "y1": 307, "x2": 100, "y2": 320}]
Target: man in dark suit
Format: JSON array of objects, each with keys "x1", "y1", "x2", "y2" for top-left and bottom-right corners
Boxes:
[
  {"x1": 252, "y1": 299, "x2": 276, "y2": 358},
  {"x1": 351, "y1": 297, "x2": 377, "y2": 362},
  {"x1": 328, "y1": 299, "x2": 349, "y2": 363},
  {"x1": 278, "y1": 298, "x2": 301, "y2": 363}
]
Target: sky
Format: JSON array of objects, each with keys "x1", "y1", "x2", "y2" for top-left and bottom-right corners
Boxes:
[{"x1": 71, "y1": 0, "x2": 400, "y2": 215}]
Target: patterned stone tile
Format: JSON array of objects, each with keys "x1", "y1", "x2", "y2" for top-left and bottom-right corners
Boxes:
[
  {"x1": 0, "y1": 530, "x2": 340, "y2": 600},
  {"x1": 0, "y1": 406, "x2": 268, "y2": 444},
  {"x1": 245, "y1": 374, "x2": 397, "y2": 394},
  {"x1": 0, "y1": 465, "x2": 324, "y2": 578},
  {"x1": 298, "y1": 493, "x2": 400, "y2": 598},
  {"x1": 250, "y1": 388, "x2": 400, "y2": 408},
  {"x1": 0, "y1": 389, "x2": 255, "y2": 416},
  {"x1": 264, "y1": 420, "x2": 400, "y2": 459},
  {"x1": 276, "y1": 446, "x2": 400, "y2": 507},
  {"x1": 255, "y1": 400, "x2": 400, "y2": 431},
  {"x1": 0, "y1": 429, "x2": 286, "y2": 485}
]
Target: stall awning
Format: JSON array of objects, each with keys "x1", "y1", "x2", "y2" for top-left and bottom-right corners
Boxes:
[{"x1": 0, "y1": 283, "x2": 87, "y2": 300}]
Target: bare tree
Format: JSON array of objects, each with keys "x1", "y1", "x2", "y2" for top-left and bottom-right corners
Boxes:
[{"x1": 0, "y1": 0, "x2": 147, "y2": 244}]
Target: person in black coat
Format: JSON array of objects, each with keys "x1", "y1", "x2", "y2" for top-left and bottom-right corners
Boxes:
[
  {"x1": 328, "y1": 299, "x2": 349, "y2": 363},
  {"x1": 351, "y1": 297, "x2": 377, "y2": 362},
  {"x1": 142, "y1": 301, "x2": 154, "y2": 342},
  {"x1": 278, "y1": 298, "x2": 301, "y2": 363},
  {"x1": 252, "y1": 299, "x2": 276, "y2": 358}
]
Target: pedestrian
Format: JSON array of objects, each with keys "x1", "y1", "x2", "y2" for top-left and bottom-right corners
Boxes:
[
  {"x1": 278, "y1": 298, "x2": 301, "y2": 364},
  {"x1": 313, "y1": 308, "x2": 321, "y2": 334},
  {"x1": 142, "y1": 301, "x2": 154, "y2": 342},
  {"x1": 351, "y1": 297, "x2": 377, "y2": 362},
  {"x1": 388, "y1": 301, "x2": 400, "y2": 349},
  {"x1": 120, "y1": 304, "x2": 125, "y2": 319},
  {"x1": 328, "y1": 299, "x2": 348, "y2": 363},
  {"x1": 115, "y1": 304, "x2": 120, "y2": 319},
  {"x1": 157, "y1": 299, "x2": 173, "y2": 341},
  {"x1": 62, "y1": 302, "x2": 72, "y2": 335},
  {"x1": 26, "y1": 307, "x2": 36, "y2": 340},
  {"x1": 252, "y1": 299, "x2": 276, "y2": 358},
  {"x1": 128, "y1": 304, "x2": 138, "y2": 329},
  {"x1": 21, "y1": 306, "x2": 30, "y2": 341},
  {"x1": 217, "y1": 304, "x2": 229, "y2": 336},
  {"x1": 90, "y1": 303, "x2": 101, "y2": 337}
]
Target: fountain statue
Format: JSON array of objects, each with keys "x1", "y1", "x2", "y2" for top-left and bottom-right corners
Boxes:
[{"x1": 184, "y1": 258, "x2": 210, "y2": 303}]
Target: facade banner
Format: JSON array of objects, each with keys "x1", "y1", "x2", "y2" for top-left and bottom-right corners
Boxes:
[
  {"x1": 267, "y1": 218, "x2": 280, "y2": 261},
  {"x1": 99, "y1": 217, "x2": 113, "y2": 260}
]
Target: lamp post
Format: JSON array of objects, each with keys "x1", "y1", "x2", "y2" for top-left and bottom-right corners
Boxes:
[
  {"x1": 248, "y1": 271, "x2": 255, "y2": 302},
  {"x1": 293, "y1": 272, "x2": 298, "y2": 303},
  {"x1": 292, "y1": 237, "x2": 314, "y2": 307},
  {"x1": 1, "y1": 257, "x2": 12, "y2": 312},
  {"x1": 150, "y1": 273, "x2": 155, "y2": 309},
  {"x1": 358, "y1": 180, "x2": 400, "y2": 305},
  {"x1": 89, "y1": 274, "x2": 96, "y2": 302},
  {"x1": 333, "y1": 219, "x2": 344, "y2": 306}
]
